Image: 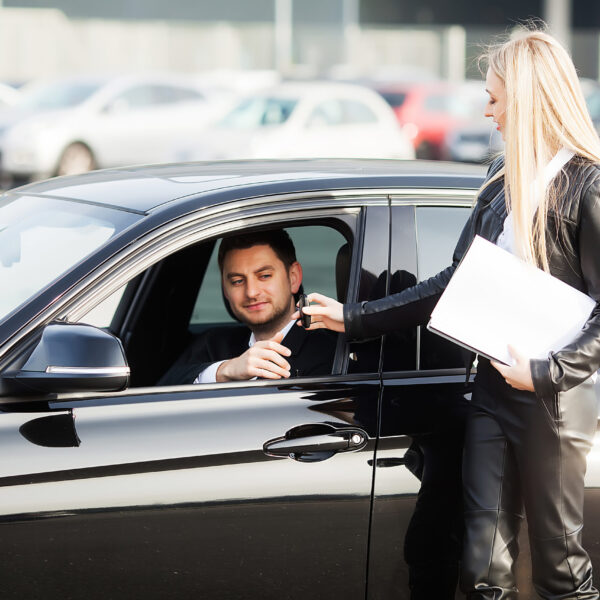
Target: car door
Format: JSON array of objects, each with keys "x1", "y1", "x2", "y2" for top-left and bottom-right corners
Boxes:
[
  {"x1": 367, "y1": 198, "x2": 475, "y2": 599},
  {"x1": 0, "y1": 199, "x2": 389, "y2": 600}
]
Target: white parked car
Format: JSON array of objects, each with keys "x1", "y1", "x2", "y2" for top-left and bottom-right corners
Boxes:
[
  {"x1": 0, "y1": 82, "x2": 21, "y2": 109},
  {"x1": 174, "y1": 81, "x2": 415, "y2": 161},
  {"x1": 0, "y1": 74, "x2": 227, "y2": 182}
]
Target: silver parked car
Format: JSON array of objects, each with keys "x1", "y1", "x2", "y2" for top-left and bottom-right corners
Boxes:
[{"x1": 0, "y1": 74, "x2": 226, "y2": 183}]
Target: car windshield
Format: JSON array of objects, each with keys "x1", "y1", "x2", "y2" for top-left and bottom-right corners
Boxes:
[
  {"x1": 16, "y1": 80, "x2": 103, "y2": 110},
  {"x1": 0, "y1": 195, "x2": 139, "y2": 322},
  {"x1": 219, "y1": 97, "x2": 298, "y2": 128}
]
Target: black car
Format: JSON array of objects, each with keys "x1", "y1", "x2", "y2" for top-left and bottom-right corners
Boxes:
[{"x1": 0, "y1": 159, "x2": 594, "y2": 599}]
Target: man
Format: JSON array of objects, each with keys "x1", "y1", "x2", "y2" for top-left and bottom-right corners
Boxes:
[{"x1": 159, "y1": 229, "x2": 336, "y2": 385}]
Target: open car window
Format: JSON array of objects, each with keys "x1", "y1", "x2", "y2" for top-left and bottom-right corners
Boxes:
[{"x1": 76, "y1": 221, "x2": 351, "y2": 387}]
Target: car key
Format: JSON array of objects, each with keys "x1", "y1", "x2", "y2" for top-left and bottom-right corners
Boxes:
[{"x1": 297, "y1": 293, "x2": 311, "y2": 329}]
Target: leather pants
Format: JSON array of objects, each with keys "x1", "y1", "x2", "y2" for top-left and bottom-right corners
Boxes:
[{"x1": 461, "y1": 361, "x2": 599, "y2": 599}]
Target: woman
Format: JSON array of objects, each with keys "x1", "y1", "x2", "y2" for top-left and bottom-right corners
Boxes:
[{"x1": 298, "y1": 29, "x2": 600, "y2": 599}]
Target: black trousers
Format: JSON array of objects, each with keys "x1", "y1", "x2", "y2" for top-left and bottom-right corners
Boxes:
[{"x1": 461, "y1": 361, "x2": 599, "y2": 599}]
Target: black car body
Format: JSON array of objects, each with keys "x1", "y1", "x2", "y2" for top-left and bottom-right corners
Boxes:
[{"x1": 0, "y1": 159, "x2": 595, "y2": 599}]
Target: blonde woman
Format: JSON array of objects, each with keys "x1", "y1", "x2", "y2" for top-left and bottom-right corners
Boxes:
[{"x1": 297, "y1": 29, "x2": 600, "y2": 598}]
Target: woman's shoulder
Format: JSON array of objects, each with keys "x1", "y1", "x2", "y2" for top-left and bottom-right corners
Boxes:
[
  {"x1": 477, "y1": 154, "x2": 505, "y2": 206},
  {"x1": 563, "y1": 156, "x2": 600, "y2": 199},
  {"x1": 485, "y1": 154, "x2": 505, "y2": 178},
  {"x1": 558, "y1": 156, "x2": 600, "y2": 222}
]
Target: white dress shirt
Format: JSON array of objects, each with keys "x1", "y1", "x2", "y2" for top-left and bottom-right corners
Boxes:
[{"x1": 193, "y1": 319, "x2": 296, "y2": 384}]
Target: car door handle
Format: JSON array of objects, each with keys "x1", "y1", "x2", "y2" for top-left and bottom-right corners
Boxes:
[{"x1": 263, "y1": 426, "x2": 367, "y2": 462}]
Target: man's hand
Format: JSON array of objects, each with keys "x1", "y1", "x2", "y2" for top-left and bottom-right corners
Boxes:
[
  {"x1": 216, "y1": 331, "x2": 292, "y2": 382},
  {"x1": 491, "y1": 345, "x2": 535, "y2": 392}
]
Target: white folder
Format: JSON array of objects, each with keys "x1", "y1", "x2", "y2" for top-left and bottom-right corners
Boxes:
[{"x1": 427, "y1": 235, "x2": 596, "y2": 365}]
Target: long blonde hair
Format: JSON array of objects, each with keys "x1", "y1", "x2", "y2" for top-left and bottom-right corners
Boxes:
[{"x1": 481, "y1": 27, "x2": 600, "y2": 270}]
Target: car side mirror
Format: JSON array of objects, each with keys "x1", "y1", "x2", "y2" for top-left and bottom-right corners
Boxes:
[{"x1": 3, "y1": 323, "x2": 130, "y2": 395}]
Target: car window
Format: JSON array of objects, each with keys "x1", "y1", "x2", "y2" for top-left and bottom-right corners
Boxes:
[
  {"x1": 416, "y1": 205, "x2": 472, "y2": 370},
  {"x1": 17, "y1": 80, "x2": 102, "y2": 110},
  {"x1": 107, "y1": 85, "x2": 159, "y2": 111},
  {"x1": 153, "y1": 85, "x2": 203, "y2": 104},
  {"x1": 307, "y1": 100, "x2": 344, "y2": 127},
  {"x1": 342, "y1": 100, "x2": 378, "y2": 124},
  {"x1": 78, "y1": 285, "x2": 127, "y2": 328},
  {"x1": 72, "y1": 218, "x2": 354, "y2": 388},
  {"x1": 586, "y1": 89, "x2": 600, "y2": 122},
  {"x1": 219, "y1": 97, "x2": 298, "y2": 128},
  {"x1": 378, "y1": 91, "x2": 407, "y2": 109},
  {"x1": 380, "y1": 205, "x2": 418, "y2": 373},
  {"x1": 190, "y1": 225, "x2": 347, "y2": 326}
]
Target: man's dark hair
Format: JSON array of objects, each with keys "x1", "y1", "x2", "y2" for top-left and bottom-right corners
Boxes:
[{"x1": 217, "y1": 229, "x2": 297, "y2": 271}]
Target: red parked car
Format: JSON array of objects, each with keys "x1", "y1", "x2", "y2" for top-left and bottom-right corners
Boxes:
[{"x1": 376, "y1": 81, "x2": 486, "y2": 160}]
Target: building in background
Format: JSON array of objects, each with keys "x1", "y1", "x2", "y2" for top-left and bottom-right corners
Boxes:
[{"x1": 0, "y1": 0, "x2": 597, "y2": 83}]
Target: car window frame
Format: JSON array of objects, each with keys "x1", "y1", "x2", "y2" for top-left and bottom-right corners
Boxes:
[
  {"x1": 380, "y1": 192, "x2": 476, "y2": 381},
  {"x1": 0, "y1": 192, "x2": 395, "y2": 396}
]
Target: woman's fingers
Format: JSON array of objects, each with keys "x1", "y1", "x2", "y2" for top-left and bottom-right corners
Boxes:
[
  {"x1": 293, "y1": 292, "x2": 346, "y2": 332},
  {"x1": 491, "y1": 345, "x2": 534, "y2": 392}
]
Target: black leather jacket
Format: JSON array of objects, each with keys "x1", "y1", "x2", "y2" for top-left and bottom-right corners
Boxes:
[{"x1": 344, "y1": 155, "x2": 600, "y2": 399}]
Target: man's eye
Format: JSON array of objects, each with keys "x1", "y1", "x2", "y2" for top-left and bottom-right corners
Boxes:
[
  {"x1": 260, "y1": 274, "x2": 272, "y2": 280},
  {"x1": 231, "y1": 279, "x2": 243, "y2": 285}
]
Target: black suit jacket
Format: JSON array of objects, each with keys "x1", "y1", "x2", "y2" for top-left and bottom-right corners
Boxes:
[{"x1": 158, "y1": 324, "x2": 337, "y2": 385}]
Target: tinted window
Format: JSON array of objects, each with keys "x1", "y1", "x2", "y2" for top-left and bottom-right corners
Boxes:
[
  {"x1": 378, "y1": 91, "x2": 407, "y2": 108},
  {"x1": 381, "y1": 205, "x2": 418, "y2": 373},
  {"x1": 416, "y1": 205, "x2": 471, "y2": 369},
  {"x1": 416, "y1": 206, "x2": 470, "y2": 281}
]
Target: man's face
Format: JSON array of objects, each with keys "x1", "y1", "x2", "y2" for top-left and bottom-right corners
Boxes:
[{"x1": 222, "y1": 244, "x2": 301, "y2": 333}]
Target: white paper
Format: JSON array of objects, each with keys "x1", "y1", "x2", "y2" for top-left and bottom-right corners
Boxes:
[{"x1": 428, "y1": 235, "x2": 596, "y2": 365}]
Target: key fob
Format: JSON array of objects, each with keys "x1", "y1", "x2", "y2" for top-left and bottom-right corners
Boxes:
[{"x1": 298, "y1": 294, "x2": 311, "y2": 329}]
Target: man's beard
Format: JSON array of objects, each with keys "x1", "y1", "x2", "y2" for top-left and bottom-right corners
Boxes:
[{"x1": 237, "y1": 299, "x2": 293, "y2": 337}]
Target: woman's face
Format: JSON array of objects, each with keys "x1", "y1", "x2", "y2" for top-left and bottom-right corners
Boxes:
[{"x1": 485, "y1": 68, "x2": 507, "y2": 140}]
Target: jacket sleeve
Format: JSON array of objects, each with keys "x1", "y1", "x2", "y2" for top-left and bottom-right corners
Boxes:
[
  {"x1": 343, "y1": 156, "x2": 505, "y2": 341},
  {"x1": 530, "y1": 178, "x2": 600, "y2": 397},
  {"x1": 344, "y1": 198, "x2": 479, "y2": 340}
]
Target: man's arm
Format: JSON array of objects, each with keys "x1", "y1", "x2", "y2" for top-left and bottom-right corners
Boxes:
[{"x1": 213, "y1": 331, "x2": 292, "y2": 381}]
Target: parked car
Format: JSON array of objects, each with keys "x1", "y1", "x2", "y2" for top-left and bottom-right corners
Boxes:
[
  {"x1": 582, "y1": 78, "x2": 600, "y2": 133},
  {"x1": 0, "y1": 74, "x2": 226, "y2": 184},
  {"x1": 375, "y1": 80, "x2": 487, "y2": 160},
  {"x1": 444, "y1": 117, "x2": 504, "y2": 163},
  {"x1": 173, "y1": 81, "x2": 415, "y2": 161},
  {"x1": 0, "y1": 82, "x2": 21, "y2": 109},
  {"x1": 0, "y1": 159, "x2": 596, "y2": 599}
]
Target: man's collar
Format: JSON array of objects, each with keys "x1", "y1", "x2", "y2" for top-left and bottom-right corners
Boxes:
[{"x1": 248, "y1": 319, "x2": 296, "y2": 348}]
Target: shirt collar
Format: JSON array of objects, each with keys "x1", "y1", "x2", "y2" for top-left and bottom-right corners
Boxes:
[{"x1": 248, "y1": 318, "x2": 295, "y2": 347}]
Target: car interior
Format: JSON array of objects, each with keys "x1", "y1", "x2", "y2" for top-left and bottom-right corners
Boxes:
[{"x1": 77, "y1": 220, "x2": 364, "y2": 388}]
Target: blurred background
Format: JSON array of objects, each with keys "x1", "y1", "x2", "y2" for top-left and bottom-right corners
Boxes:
[{"x1": 0, "y1": 0, "x2": 597, "y2": 187}]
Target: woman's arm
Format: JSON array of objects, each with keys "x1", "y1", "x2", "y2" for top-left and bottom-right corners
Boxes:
[{"x1": 530, "y1": 178, "x2": 600, "y2": 397}]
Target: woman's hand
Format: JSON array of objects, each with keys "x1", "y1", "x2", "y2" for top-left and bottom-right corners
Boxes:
[
  {"x1": 491, "y1": 345, "x2": 535, "y2": 392},
  {"x1": 292, "y1": 293, "x2": 346, "y2": 333}
]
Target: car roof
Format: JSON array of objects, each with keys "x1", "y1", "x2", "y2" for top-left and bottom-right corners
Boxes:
[{"x1": 8, "y1": 159, "x2": 487, "y2": 214}]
